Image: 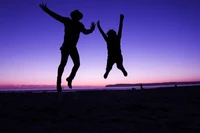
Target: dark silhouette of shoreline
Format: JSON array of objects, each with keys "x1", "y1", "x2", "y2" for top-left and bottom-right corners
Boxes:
[
  {"x1": 105, "y1": 81, "x2": 200, "y2": 87},
  {"x1": 0, "y1": 85, "x2": 200, "y2": 132}
]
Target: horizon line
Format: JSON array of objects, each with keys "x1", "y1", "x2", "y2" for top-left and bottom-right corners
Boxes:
[{"x1": 1, "y1": 80, "x2": 200, "y2": 88}]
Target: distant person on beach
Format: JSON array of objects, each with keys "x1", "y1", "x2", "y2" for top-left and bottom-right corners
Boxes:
[
  {"x1": 97, "y1": 14, "x2": 128, "y2": 79},
  {"x1": 39, "y1": 3, "x2": 96, "y2": 92}
]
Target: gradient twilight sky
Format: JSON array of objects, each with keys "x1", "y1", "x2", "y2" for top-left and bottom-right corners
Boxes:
[{"x1": 0, "y1": 0, "x2": 200, "y2": 87}]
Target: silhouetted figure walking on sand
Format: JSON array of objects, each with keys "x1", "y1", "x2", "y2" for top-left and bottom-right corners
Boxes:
[
  {"x1": 97, "y1": 14, "x2": 127, "y2": 79},
  {"x1": 39, "y1": 3, "x2": 95, "y2": 92}
]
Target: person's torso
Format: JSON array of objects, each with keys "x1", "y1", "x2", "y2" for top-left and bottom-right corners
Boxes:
[
  {"x1": 62, "y1": 18, "x2": 83, "y2": 46},
  {"x1": 107, "y1": 36, "x2": 121, "y2": 55}
]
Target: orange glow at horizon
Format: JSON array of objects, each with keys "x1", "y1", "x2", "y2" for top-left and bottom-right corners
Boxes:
[{"x1": 1, "y1": 78, "x2": 200, "y2": 87}]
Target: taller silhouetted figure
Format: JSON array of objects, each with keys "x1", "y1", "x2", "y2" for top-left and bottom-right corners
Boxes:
[
  {"x1": 39, "y1": 3, "x2": 95, "y2": 92},
  {"x1": 97, "y1": 14, "x2": 127, "y2": 79}
]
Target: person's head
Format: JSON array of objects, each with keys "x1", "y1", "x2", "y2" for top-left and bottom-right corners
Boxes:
[
  {"x1": 107, "y1": 29, "x2": 117, "y2": 37},
  {"x1": 70, "y1": 10, "x2": 83, "y2": 21}
]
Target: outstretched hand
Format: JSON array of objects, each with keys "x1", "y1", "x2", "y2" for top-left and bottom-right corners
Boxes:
[
  {"x1": 120, "y1": 14, "x2": 124, "y2": 20},
  {"x1": 39, "y1": 3, "x2": 48, "y2": 10},
  {"x1": 90, "y1": 22, "x2": 96, "y2": 30},
  {"x1": 97, "y1": 20, "x2": 100, "y2": 27}
]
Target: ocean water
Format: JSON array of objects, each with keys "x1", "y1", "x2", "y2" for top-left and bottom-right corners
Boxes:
[{"x1": 0, "y1": 84, "x2": 200, "y2": 93}]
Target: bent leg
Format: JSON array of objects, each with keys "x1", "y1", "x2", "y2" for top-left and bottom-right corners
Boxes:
[
  {"x1": 104, "y1": 57, "x2": 114, "y2": 79},
  {"x1": 116, "y1": 55, "x2": 128, "y2": 77},
  {"x1": 57, "y1": 51, "x2": 69, "y2": 92},
  {"x1": 67, "y1": 47, "x2": 80, "y2": 88}
]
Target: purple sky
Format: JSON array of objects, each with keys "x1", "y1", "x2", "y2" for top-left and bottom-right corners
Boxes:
[{"x1": 0, "y1": 0, "x2": 200, "y2": 87}]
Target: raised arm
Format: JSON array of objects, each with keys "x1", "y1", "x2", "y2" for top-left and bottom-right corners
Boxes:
[
  {"x1": 97, "y1": 21, "x2": 108, "y2": 41},
  {"x1": 39, "y1": 3, "x2": 65, "y2": 23},
  {"x1": 118, "y1": 14, "x2": 124, "y2": 39},
  {"x1": 81, "y1": 22, "x2": 96, "y2": 35}
]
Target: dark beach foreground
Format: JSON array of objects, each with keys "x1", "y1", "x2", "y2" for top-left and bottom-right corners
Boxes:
[{"x1": 0, "y1": 86, "x2": 200, "y2": 133}]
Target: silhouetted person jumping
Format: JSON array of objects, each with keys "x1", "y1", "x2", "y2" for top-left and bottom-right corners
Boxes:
[
  {"x1": 39, "y1": 3, "x2": 95, "y2": 92},
  {"x1": 97, "y1": 14, "x2": 127, "y2": 79}
]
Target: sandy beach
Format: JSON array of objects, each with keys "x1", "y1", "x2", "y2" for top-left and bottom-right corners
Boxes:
[{"x1": 0, "y1": 86, "x2": 200, "y2": 133}]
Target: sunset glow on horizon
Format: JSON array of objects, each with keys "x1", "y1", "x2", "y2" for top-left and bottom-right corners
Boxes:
[{"x1": 0, "y1": 0, "x2": 200, "y2": 88}]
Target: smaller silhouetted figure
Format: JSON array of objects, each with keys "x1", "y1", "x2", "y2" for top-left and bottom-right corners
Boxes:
[
  {"x1": 132, "y1": 87, "x2": 136, "y2": 90},
  {"x1": 97, "y1": 14, "x2": 128, "y2": 79},
  {"x1": 39, "y1": 3, "x2": 95, "y2": 92},
  {"x1": 140, "y1": 84, "x2": 143, "y2": 89}
]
